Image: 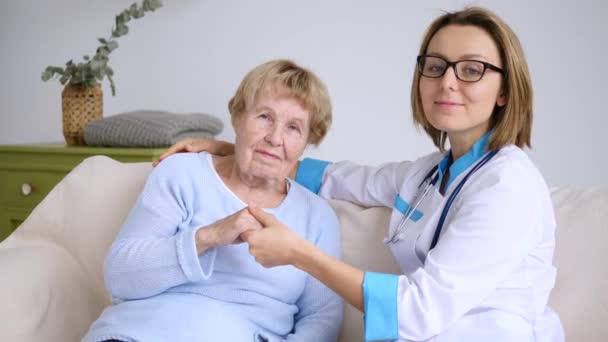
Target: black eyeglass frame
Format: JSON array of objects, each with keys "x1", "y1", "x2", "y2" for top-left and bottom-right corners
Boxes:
[{"x1": 416, "y1": 55, "x2": 505, "y2": 83}]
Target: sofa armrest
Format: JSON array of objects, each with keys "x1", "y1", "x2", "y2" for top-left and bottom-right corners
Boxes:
[{"x1": 0, "y1": 244, "x2": 109, "y2": 342}]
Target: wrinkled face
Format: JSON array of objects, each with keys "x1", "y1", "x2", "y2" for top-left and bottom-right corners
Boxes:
[
  {"x1": 419, "y1": 24, "x2": 506, "y2": 139},
  {"x1": 233, "y1": 92, "x2": 310, "y2": 182}
]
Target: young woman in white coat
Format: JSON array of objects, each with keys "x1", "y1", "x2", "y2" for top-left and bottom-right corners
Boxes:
[{"x1": 155, "y1": 7, "x2": 563, "y2": 342}]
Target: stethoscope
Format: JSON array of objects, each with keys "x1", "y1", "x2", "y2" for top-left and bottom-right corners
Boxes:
[{"x1": 385, "y1": 149, "x2": 499, "y2": 248}]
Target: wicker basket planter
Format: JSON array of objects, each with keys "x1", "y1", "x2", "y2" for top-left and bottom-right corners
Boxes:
[{"x1": 61, "y1": 84, "x2": 103, "y2": 145}]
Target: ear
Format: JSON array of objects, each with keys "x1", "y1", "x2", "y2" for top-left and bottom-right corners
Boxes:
[
  {"x1": 231, "y1": 113, "x2": 238, "y2": 126},
  {"x1": 496, "y1": 90, "x2": 507, "y2": 107},
  {"x1": 231, "y1": 113, "x2": 243, "y2": 130}
]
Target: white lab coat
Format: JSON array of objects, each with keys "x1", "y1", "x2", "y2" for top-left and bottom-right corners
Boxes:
[{"x1": 317, "y1": 145, "x2": 564, "y2": 342}]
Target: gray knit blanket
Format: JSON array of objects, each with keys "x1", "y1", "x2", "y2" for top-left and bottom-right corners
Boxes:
[{"x1": 84, "y1": 110, "x2": 224, "y2": 147}]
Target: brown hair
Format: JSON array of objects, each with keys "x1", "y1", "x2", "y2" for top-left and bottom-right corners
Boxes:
[
  {"x1": 228, "y1": 59, "x2": 332, "y2": 146},
  {"x1": 411, "y1": 7, "x2": 533, "y2": 151}
]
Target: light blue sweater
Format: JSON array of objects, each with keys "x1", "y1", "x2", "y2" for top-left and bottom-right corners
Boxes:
[{"x1": 83, "y1": 152, "x2": 343, "y2": 342}]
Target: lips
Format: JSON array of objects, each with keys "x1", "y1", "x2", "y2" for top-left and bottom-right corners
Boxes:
[
  {"x1": 435, "y1": 100, "x2": 464, "y2": 106},
  {"x1": 256, "y1": 149, "x2": 280, "y2": 160}
]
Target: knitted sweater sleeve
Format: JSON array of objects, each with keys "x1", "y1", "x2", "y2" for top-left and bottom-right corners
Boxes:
[{"x1": 104, "y1": 155, "x2": 216, "y2": 300}]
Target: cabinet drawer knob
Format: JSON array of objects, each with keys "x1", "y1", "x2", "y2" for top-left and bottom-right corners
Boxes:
[{"x1": 21, "y1": 183, "x2": 32, "y2": 196}]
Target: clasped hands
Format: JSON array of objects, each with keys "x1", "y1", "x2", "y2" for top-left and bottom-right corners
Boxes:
[{"x1": 195, "y1": 204, "x2": 301, "y2": 268}]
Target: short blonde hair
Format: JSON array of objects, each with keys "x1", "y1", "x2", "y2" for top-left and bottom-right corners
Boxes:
[
  {"x1": 411, "y1": 7, "x2": 533, "y2": 151},
  {"x1": 228, "y1": 59, "x2": 332, "y2": 146}
]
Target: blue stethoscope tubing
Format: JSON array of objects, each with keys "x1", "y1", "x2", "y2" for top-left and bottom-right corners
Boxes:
[{"x1": 387, "y1": 149, "x2": 499, "y2": 249}]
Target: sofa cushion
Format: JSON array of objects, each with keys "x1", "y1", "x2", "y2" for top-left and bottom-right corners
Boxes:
[
  {"x1": 549, "y1": 186, "x2": 608, "y2": 341},
  {"x1": 329, "y1": 200, "x2": 401, "y2": 341},
  {"x1": 0, "y1": 244, "x2": 104, "y2": 341}
]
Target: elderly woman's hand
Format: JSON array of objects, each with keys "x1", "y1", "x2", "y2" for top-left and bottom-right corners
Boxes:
[
  {"x1": 152, "y1": 138, "x2": 235, "y2": 167},
  {"x1": 195, "y1": 207, "x2": 262, "y2": 254},
  {"x1": 241, "y1": 206, "x2": 306, "y2": 268}
]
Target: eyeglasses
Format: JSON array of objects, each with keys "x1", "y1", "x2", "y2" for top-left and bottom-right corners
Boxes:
[{"x1": 417, "y1": 55, "x2": 505, "y2": 83}]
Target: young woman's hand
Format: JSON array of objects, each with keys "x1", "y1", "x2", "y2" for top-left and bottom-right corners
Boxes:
[
  {"x1": 246, "y1": 205, "x2": 366, "y2": 312},
  {"x1": 152, "y1": 138, "x2": 235, "y2": 167},
  {"x1": 195, "y1": 207, "x2": 262, "y2": 254},
  {"x1": 241, "y1": 205, "x2": 306, "y2": 267}
]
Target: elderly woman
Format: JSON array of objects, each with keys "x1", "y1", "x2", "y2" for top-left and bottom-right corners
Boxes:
[{"x1": 83, "y1": 60, "x2": 343, "y2": 342}]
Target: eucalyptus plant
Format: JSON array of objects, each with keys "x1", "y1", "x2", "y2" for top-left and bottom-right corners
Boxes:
[{"x1": 41, "y1": 0, "x2": 163, "y2": 95}]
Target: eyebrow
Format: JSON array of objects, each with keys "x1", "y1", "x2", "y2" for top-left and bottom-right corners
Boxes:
[
  {"x1": 290, "y1": 118, "x2": 306, "y2": 125},
  {"x1": 426, "y1": 52, "x2": 489, "y2": 61},
  {"x1": 255, "y1": 106, "x2": 274, "y2": 113},
  {"x1": 254, "y1": 106, "x2": 309, "y2": 124}
]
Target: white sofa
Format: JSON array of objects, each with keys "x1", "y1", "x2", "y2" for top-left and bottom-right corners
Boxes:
[{"x1": 0, "y1": 156, "x2": 606, "y2": 341}]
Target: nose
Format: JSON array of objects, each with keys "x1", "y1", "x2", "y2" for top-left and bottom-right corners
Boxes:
[
  {"x1": 264, "y1": 124, "x2": 283, "y2": 146},
  {"x1": 439, "y1": 65, "x2": 459, "y2": 90}
]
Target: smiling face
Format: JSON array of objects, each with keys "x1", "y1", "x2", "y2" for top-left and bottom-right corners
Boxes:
[
  {"x1": 419, "y1": 24, "x2": 506, "y2": 143},
  {"x1": 232, "y1": 91, "x2": 311, "y2": 183}
]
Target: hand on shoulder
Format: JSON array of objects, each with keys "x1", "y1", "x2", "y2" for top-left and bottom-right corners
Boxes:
[{"x1": 153, "y1": 138, "x2": 235, "y2": 167}]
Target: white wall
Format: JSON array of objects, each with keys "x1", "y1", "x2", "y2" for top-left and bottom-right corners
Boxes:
[{"x1": 1, "y1": 0, "x2": 606, "y2": 186}]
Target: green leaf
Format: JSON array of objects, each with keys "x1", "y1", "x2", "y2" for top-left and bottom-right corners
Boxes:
[
  {"x1": 129, "y1": 4, "x2": 139, "y2": 17},
  {"x1": 44, "y1": 66, "x2": 65, "y2": 76},
  {"x1": 95, "y1": 47, "x2": 109, "y2": 59},
  {"x1": 41, "y1": 70, "x2": 53, "y2": 81},
  {"x1": 118, "y1": 11, "x2": 130, "y2": 24},
  {"x1": 65, "y1": 64, "x2": 75, "y2": 76},
  {"x1": 112, "y1": 23, "x2": 129, "y2": 37},
  {"x1": 95, "y1": 70, "x2": 104, "y2": 81},
  {"x1": 108, "y1": 74, "x2": 116, "y2": 96},
  {"x1": 85, "y1": 77, "x2": 97, "y2": 88},
  {"x1": 98, "y1": 38, "x2": 107, "y2": 44},
  {"x1": 132, "y1": 8, "x2": 144, "y2": 19},
  {"x1": 106, "y1": 40, "x2": 118, "y2": 51},
  {"x1": 148, "y1": 0, "x2": 163, "y2": 11},
  {"x1": 59, "y1": 75, "x2": 69, "y2": 84},
  {"x1": 90, "y1": 59, "x2": 103, "y2": 71}
]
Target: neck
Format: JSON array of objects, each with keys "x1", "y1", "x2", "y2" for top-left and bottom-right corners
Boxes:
[
  {"x1": 447, "y1": 124, "x2": 490, "y2": 160},
  {"x1": 448, "y1": 136, "x2": 474, "y2": 161},
  {"x1": 213, "y1": 155, "x2": 286, "y2": 206}
]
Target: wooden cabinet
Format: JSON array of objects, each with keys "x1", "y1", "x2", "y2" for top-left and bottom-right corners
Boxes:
[{"x1": 0, "y1": 144, "x2": 165, "y2": 241}]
